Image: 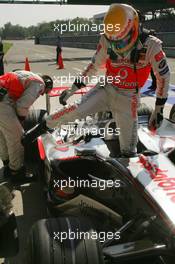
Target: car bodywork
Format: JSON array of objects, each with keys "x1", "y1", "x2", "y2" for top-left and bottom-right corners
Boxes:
[{"x1": 28, "y1": 111, "x2": 175, "y2": 263}]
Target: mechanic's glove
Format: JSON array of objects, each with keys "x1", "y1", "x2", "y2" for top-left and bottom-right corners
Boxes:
[
  {"x1": 21, "y1": 121, "x2": 48, "y2": 145},
  {"x1": 59, "y1": 78, "x2": 86, "y2": 106},
  {"x1": 148, "y1": 98, "x2": 167, "y2": 130}
]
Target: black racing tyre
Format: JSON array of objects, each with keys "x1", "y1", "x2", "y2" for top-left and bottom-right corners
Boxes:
[
  {"x1": 27, "y1": 217, "x2": 104, "y2": 264},
  {"x1": 23, "y1": 109, "x2": 47, "y2": 166},
  {"x1": 96, "y1": 104, "x2": 153, "y2": 120},
  {"x1": 23, "y1": 109, "x2": 47, "y2": 131},
  {"x1": 169, "y1": 105, "x2": 175, "y2": 123},
  {"x1": 137, "y1": 103, "x2": 153, "y2": 118}
]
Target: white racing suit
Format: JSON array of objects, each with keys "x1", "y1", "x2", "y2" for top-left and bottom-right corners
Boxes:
[
  {"x1": 46, "y1": 33, "x2": 170, "y2": 155},
  {"x1": 0, "y1": 70, "x2": 45, "y2": 170}
]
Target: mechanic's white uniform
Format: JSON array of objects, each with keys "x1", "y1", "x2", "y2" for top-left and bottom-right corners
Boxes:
[
  {"x1": 46, "y1": 34, "x2": 170, "y2": 154},
  {"x1": 0, "y1": 71, "x2": 45, "y2": 170}
]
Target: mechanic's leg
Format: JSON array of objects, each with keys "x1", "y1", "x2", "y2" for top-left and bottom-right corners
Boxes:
[
  {"x1": 106, "y1": 86, "x2": 139, "y2": 156},
  {"x1": 4, "y1": 119, "x2": 24, "y2": 172},
  {"x1": 3, "y1": 117, "x2": 26, "y2": 182},
  {"x1": 0, "y1": 102, "x2": 25, "y2": 181},
  {"x1": 0, "y1": 130, "x2": 10, "y2": 177},
  {"x1": 46, "y1": 83, "x2": 110, "y2": 129},
  {"x1": 0, "y1": 103, "x2": 24, "y2": 171},
  {"x1": 0, "y1": 130, "x2": 9, "y2": 164}
]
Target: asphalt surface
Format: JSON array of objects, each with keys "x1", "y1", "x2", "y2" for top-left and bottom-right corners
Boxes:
[{"x1": 0, "y1": 40, "x2": 175, "y2": 263}]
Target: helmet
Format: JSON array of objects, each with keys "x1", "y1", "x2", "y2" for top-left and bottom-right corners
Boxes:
[
  {"x1": 104, "y1": 4, "x2": 139, "y2": 53},
  {"x1": 41, "y1": 75, "x2": 53, "y2": 92}
]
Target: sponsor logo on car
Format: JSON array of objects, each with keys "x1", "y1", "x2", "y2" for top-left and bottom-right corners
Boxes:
[
  {"x1": 139, "y1": 155, "x2": 175, "y2": 204},
  {"x1": 52, "y1": 105, "x2": 77, "y2": 120}
]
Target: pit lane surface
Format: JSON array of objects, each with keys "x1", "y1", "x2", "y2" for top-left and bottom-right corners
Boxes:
[{"x1": 0, "y1": 40, "x2": 175, "y2": 264}]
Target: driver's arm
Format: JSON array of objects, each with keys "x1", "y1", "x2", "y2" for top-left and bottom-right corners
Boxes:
[
  {"x1": 147, "y1": 37, "x2": 170, "y2": 129},
  {"x1": 148, "y1": 38, "x2": 170, "y2": 99},
  {"x1": 59, "y1": 35, "x2": 109, "y2": 106},
  {"x1": 80, "y1": 34, "x2": 108, "y2": 84}
]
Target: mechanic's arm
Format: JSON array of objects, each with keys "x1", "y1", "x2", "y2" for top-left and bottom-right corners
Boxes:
[
  {"x1": 148, "y1": 42, "x2": 170, "y2": 129},
  {"x1": 59, "y1": 35, "x2": 108, "y2": 105},
  {"x1": 15, "y1": 81, "x2": 45, "y2": 120}
]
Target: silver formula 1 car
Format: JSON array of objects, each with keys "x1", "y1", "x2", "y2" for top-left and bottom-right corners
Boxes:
[{"x1": 23, "y1": 105, "x2": 175, "y2": 264}]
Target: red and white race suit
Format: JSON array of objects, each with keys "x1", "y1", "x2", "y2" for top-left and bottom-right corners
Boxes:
[
  {"x1": 0, "y1": 70, "x2": 45, "y2": 170},
  {"x1": 46, "y1": 34, "x2": 170, "y2": 155}
]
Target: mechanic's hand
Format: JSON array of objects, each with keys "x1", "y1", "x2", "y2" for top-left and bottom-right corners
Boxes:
[
  {"x1": 59, "y1": 90, "x2": 71, "y2": 106},
  {"x1": 21, "y1": 121, "x2": 48, "y2": 145}
]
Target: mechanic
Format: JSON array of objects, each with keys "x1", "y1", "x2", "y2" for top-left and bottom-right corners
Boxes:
[
  {"x1": 56, "y1": 35, "x2": 63, "y2": 68},
  {"x1": 23, "y1": 4, "x2": 170, "y2": 157},
  {"x1": 0, "y1": 70, "x2": 53, "y2": 183}
]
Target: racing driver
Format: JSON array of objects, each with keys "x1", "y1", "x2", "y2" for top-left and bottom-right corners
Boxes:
[
  {"x1": 0, "y1": 70, "x2": 53, "y2": 183},
  {"x1": 23, "y1": 4, "x2": 170, "y2": 157}
]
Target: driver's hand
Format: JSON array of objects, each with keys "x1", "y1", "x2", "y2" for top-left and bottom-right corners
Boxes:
[
  {"x1": 148, "y1": 98, "x2": 167, "y2": 130},
  {"x1": 59, "y1": 90, "x2": 70, "y2": 106},
  {"x1": 59, "y1": 80, "x2": 86, "y2": 106},
  {"x1": 148, "y1": 105, "x2": 164, "y2": 130}
]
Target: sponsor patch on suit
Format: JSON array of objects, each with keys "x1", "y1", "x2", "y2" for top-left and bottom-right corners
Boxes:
[{"x1": 155, "y1": 51, "x2": 164, "y2": 62}]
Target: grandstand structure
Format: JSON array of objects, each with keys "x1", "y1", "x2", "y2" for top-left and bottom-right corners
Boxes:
[
  {"x1": 1, "y1": 0, "x2": 174, "y2": 56},
  {"x1": 93, "y1": 11, "x2": 175, "y2": 33},
  {"x1": 0, "y1": 0, "x2": 174, "y2": 12}
]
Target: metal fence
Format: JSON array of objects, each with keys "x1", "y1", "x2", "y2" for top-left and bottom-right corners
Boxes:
[{"x1": 36, "y1": 32, "x2": 175, "y2": 57}]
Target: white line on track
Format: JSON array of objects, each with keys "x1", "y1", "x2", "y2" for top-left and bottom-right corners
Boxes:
[
  {"x1": 73, "y1": 67, "x2": 82, "y2": 72},
  {"x1": 81, "y1": 61, "x2": 90, "y2": 64}
]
